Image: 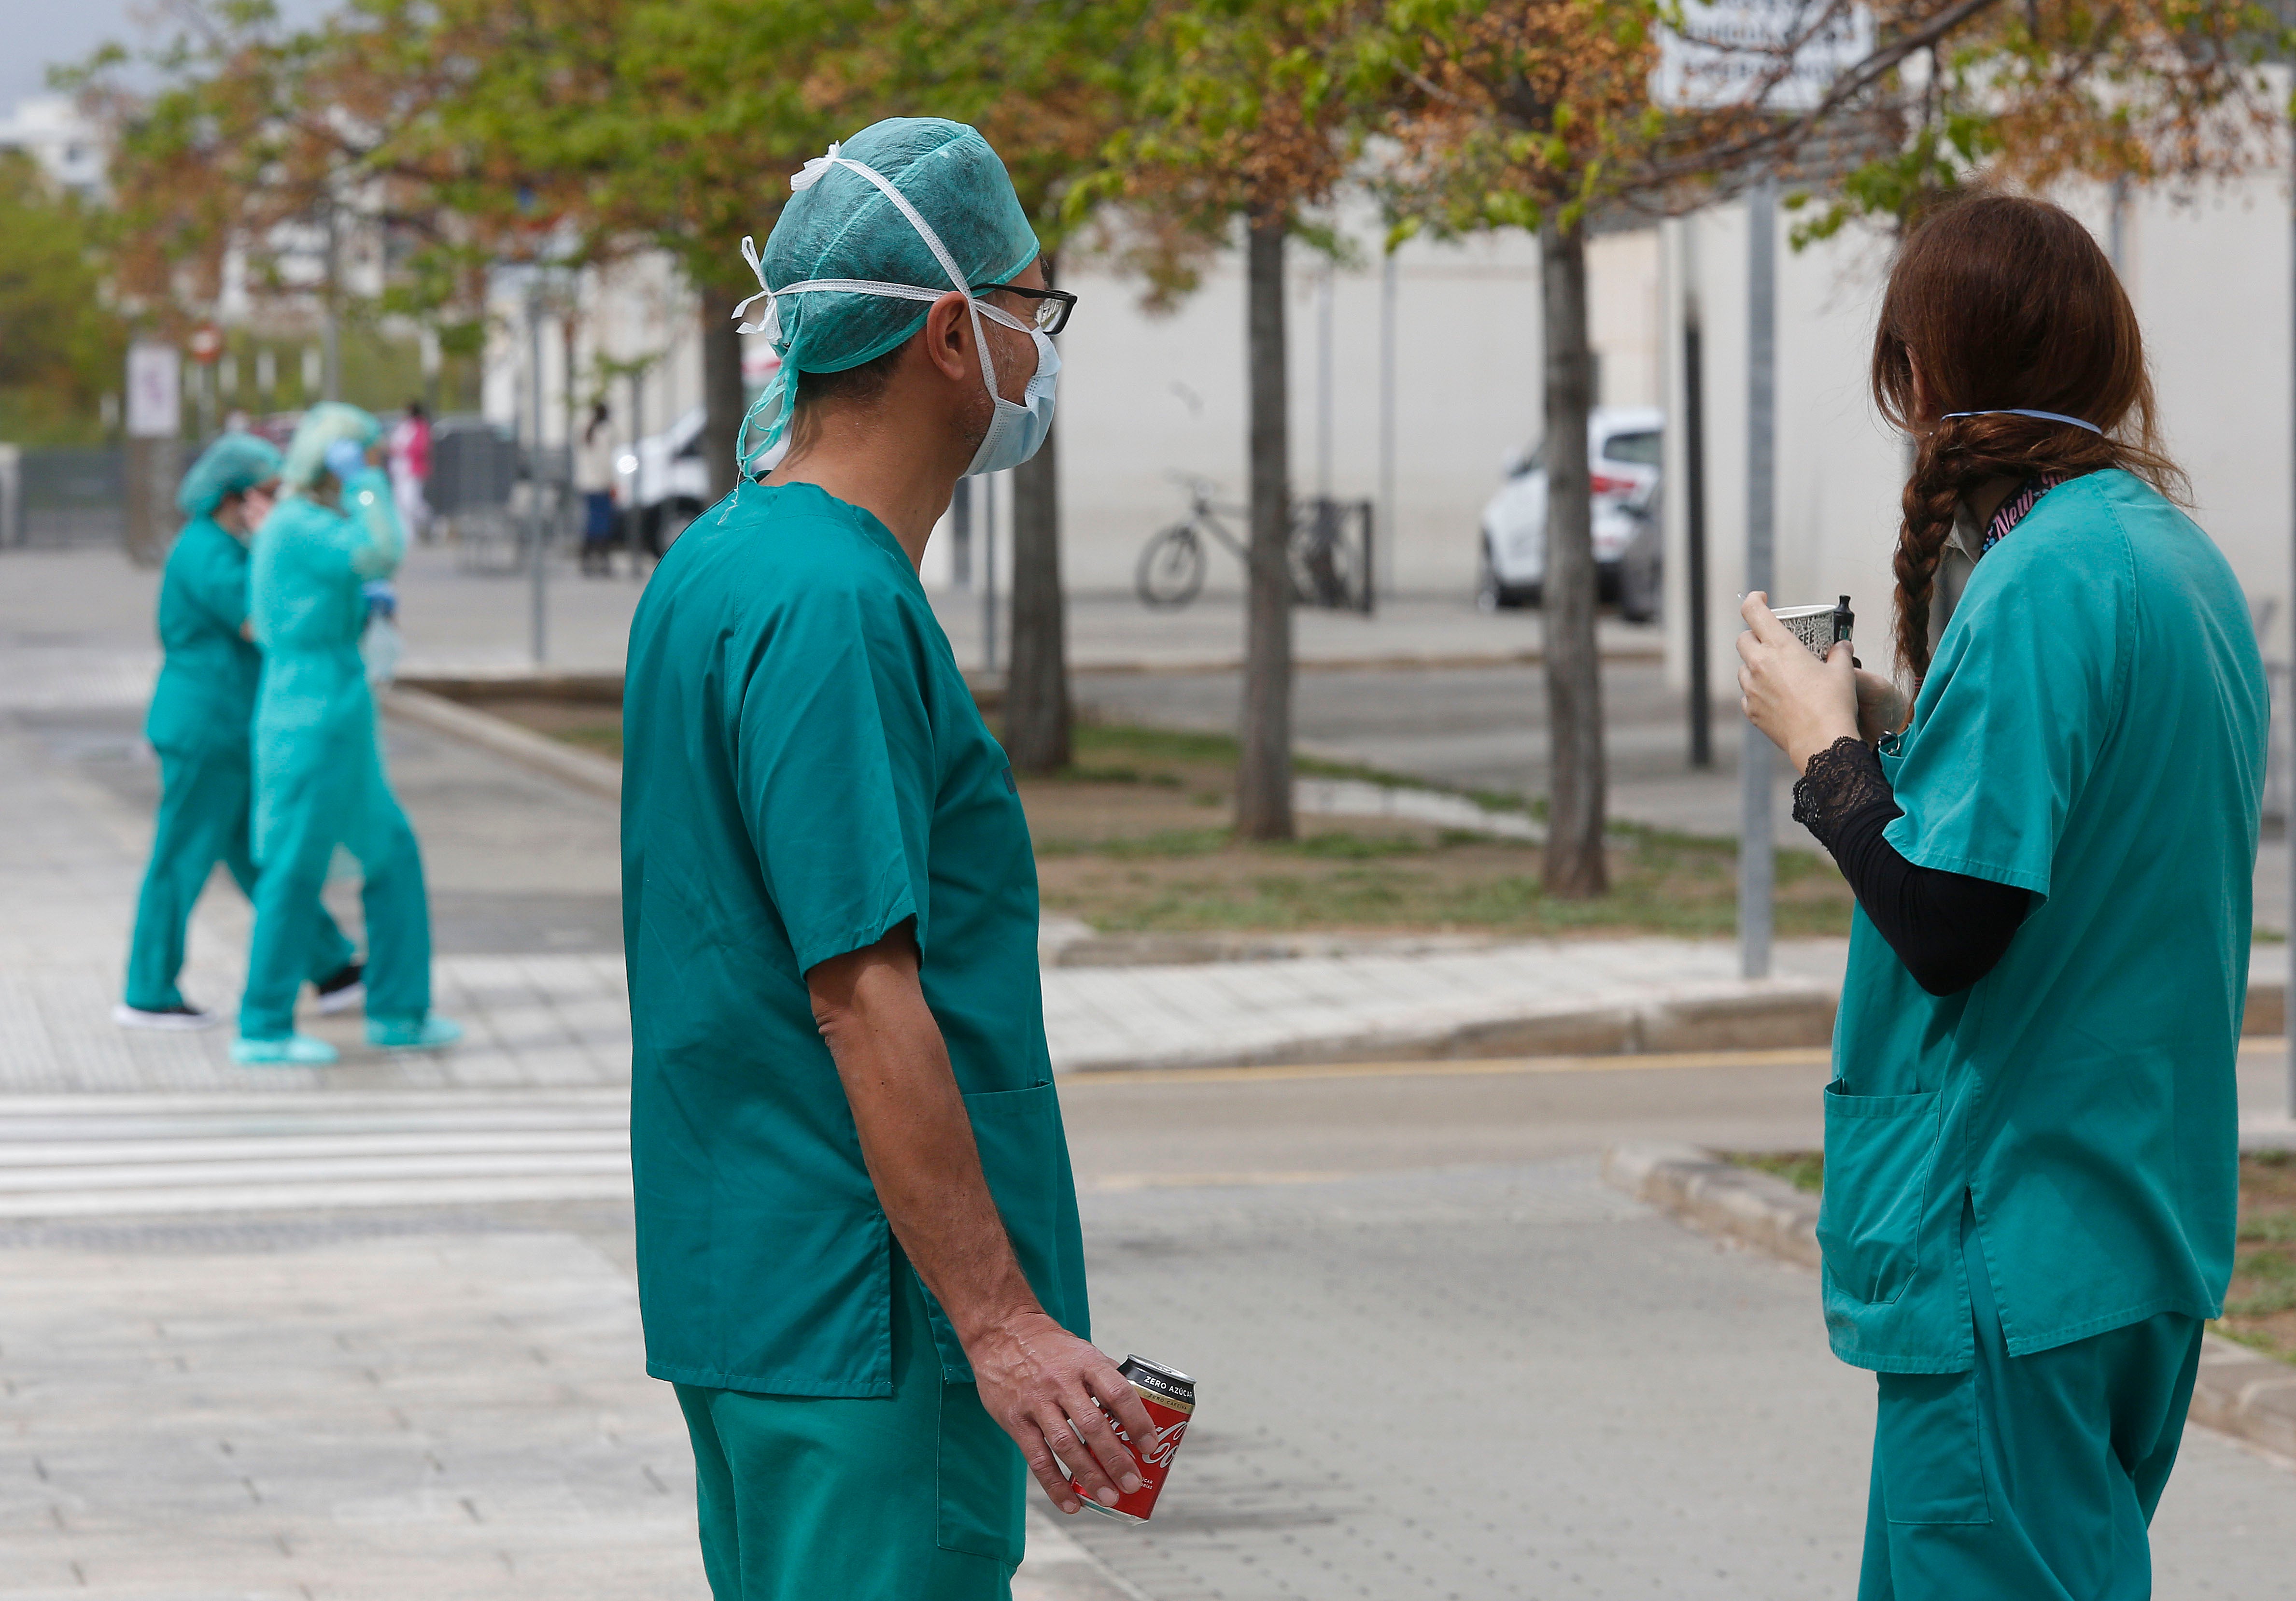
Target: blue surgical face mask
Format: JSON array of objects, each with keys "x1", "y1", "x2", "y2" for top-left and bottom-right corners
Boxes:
[
  {"x1": 965, "y1": 311, "x2": 1059, "y2": 477},
  {"x1": 732, "y1": 146, "x2": 1059, "y2": 479}
]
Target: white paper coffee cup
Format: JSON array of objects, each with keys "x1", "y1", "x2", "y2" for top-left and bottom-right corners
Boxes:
[{"x1": 1773, "y1": 604, "x2": 1845, "y2": 661}]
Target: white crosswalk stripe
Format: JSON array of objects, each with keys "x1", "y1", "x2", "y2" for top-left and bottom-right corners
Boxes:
[{"x1": 0, "y1": 1090, "x2": 632, "y2": 1218}]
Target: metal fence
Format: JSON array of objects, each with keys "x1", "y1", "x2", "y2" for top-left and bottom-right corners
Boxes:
[
  {"x1": 1, "y1": 445, "x2": 178, "y2": 549},
  {"x1": 1291, "y1": 496, "x2": 1375, "y2": 614}
]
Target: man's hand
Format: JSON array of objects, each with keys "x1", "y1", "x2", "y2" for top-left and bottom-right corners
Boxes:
[
  {"x1": 809, "y1": 931, "x2": 1157, "y2": 1516},
  {"x1": 1736, "y1": 591, "x2": 1861, "y2": 769},
  {"x1": 966, "y1": 1310, "x2": 1157, "y2": 1515}
]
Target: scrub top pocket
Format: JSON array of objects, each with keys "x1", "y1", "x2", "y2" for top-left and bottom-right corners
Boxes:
[{"x1": 1818, "y1": 1083, "x2": 1944, "y2": 1307}]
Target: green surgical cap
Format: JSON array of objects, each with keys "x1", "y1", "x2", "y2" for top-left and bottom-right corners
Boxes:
[
  {"x1": 282, "y1": 401, "x2": 382, "y2": 488},
  {"x1": 741, "y1": 117, "x2": 1039, "y2": 461},
  {"x1": 177, "y1": 431, "x2": 284, "y2": 517}
]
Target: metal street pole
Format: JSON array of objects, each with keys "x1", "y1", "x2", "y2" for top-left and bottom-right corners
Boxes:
[
  {"x1": 1316, "y1": 264, "x2": 1335, "y2": 502},
  {"x1": 1378, "y1": 247, "x2": 1398, "y2": 604},
  {"x1": 1739, "y1": 179, "x2": 1778, "y2": 980},
  {"x1": 627, "y1": 366, "x2": 645, "y2": 582},
  {"x1": 2286, "y1": 112, "x2": 2296, "y2": 1119},
  {"x1": 527, "y1": 279, "x2": 548, "y2": 666},
  {"x1": 322, "y1": 201, "x2": 342, "y2": 404},
  {"x1": 982, "y1": 471, "x2": 1000, "y2": 677},
  {"x1": 1683, "y1": 218, "x2": 1713, "y2": 771}
]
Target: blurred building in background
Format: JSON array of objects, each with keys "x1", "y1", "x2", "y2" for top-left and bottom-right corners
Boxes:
[{"x1": 0, "y1": 96, "x2": 106, "y2": 201}]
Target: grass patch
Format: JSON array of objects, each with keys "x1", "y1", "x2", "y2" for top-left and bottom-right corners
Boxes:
[
  {"x1": 1726, "y1": 1151, "x2": 1825, "y2": 1194},
  {"x1": 481, "y1": 698, "x2": 1857, "y2": 940},
  {"x1": 2222, "y1": 1150, "x2": 2296, "y2": 1362},
  {"x1": 1726, "y1": 1149, "x2": 2296, "y2": 1365}
]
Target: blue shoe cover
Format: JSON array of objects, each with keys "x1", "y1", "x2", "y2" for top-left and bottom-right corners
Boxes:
[
  {"x1": 231, "y1": 1034, "x2": 339, "y2": 1066},
  {"x1": 366, "y1": 1014, "x2": 464, "y2": 1051}
]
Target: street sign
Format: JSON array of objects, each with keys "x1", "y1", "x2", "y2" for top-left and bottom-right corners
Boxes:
[
  {"x1": 188, "y1": 325, "x2": 225, "y2": 365},
  {"x1": 125, "y1": 343, "x2": 182, "y2": 439},
  {"x1": 1653, "y1": 0, "x2": 1875, "y2": 112}
]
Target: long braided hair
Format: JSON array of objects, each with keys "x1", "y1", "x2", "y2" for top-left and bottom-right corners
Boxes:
[{"x1": 1872, "y1": 193, "x2": 2186, "y2": 680}]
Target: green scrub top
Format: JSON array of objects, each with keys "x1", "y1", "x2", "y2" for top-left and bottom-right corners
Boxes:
[
  {"x1": 147, "y1": 516, "x2": 261, "y2": 760},
  {"x1": 622, "y1": 482, "x2": 1089, "y2": 1398},
  {"x1": 1823, "y1": 469, "x2": 2268, "y2": 1374},
  {"x1": 247, "y1": 468, "x2": 401, "y2": 863}
]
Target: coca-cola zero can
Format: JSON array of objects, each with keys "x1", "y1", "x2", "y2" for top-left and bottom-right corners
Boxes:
[{"x1": 1072, "y1": 1355, "x2": 1194, "y2": 1523}]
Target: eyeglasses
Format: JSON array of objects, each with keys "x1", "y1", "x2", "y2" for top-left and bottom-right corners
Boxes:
[{"x1": 975, "y1": 283, "x2": 1077, "y2": 336}]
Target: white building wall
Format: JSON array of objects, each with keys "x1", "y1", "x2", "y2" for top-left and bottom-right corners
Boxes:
[
  {"x1": 1661, "y1": 171, "x2": 2296, "y2": 700},
  {"x1": 1053, "y1": 215, "x2": 1548, "y2": 597}
]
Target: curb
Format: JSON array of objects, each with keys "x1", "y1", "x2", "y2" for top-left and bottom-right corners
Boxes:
[
  {"x1": 1058, "y1": 985, "x2": 1838, "y2": 1074},
  {"x1": 1601, "y1": 1141, "x2": 2296, "y2": 1464},
  {"x1": 380, "y1": 684, "x2": 621, "y2": 804}
]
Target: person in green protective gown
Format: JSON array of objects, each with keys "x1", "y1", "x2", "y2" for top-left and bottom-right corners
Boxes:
[
  {"x1": 233, "y1": 404, "x2": 461, "y2": 1067},
  {"x1": 623, "y1": 119, "x2": 1145, "y2": 1601},
  {"x1": 117, "y1": 432, "x2": 365, "y2": 1031},
  {"x1": 1736, "y1": 194, "x2": 2266, "y2": 1600}
]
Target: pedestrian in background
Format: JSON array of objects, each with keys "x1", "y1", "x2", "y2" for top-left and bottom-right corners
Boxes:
[
  {"x1": 1737, "y1": 192, "x2": 2266, "y2": 1600},
  {"x1": 388, "y1": 400, "x2": 431, "y2": 544},
  {"x1": 621, "y1": 118, "x2": 1136, "y2": 1601},
  {"x1": 117, "y1": 431, "x2": 365, "y2": 1031},
  {"x1": 575, "y1": 400, "x2": 617, "y2": 576},
  {"x1": 235, "y1": 403, "x2": 461, "y2": 1066}
]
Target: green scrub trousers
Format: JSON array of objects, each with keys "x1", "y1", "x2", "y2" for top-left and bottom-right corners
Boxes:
[
  {"x1": 1859, "y1": 1202, "x2": 2202, "y2": 1601},
  {"x1": 673, "y1": 1266, "x2": 1026, "y2": 1601},
  {"x1": 125, "y1": 748, "x2": 354, "y2": 1012}
]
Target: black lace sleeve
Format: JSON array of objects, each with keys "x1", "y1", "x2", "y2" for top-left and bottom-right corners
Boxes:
[
  {"x1": 1790, "y1": 737, "x2": 1900, "y2": 858},
  {"x1": 1789, "y1": 737, "x2": 2032, "y2": 996}
]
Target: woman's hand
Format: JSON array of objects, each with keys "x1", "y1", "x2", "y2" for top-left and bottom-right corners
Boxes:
[{"x1": 1736, "y1": 592, "x2": 1861, "y2": 769}]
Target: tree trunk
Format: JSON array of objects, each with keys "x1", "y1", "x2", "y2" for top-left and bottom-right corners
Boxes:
[
  {"x1": 1006, "y1": 412, "x2": 1071, "y2": 771},
  {"x1": 1539, "y1": 219, "x2": 1608, "y2": 897},
  {"x1": 699, "y1": 282, "x2": 746, "y2": 501},
  {"x1": 1236, "y1": 214, "x2": 1295, "y2": 841}
]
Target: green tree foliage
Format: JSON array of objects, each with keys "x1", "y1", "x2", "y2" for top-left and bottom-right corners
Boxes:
[{"x1": 0, "y1": 153, "x2": 122, "y2": 443}]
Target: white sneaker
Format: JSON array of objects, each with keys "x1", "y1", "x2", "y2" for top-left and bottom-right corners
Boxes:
[{"x1": 114, "y1": 1003, "x2": 223, "y2": 1032}]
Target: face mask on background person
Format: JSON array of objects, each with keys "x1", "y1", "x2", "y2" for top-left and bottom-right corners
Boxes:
[{"x1": 734, "y1": 143, "x2": 1060, "y2": 478}]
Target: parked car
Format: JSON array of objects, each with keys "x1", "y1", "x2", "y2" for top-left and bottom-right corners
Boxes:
[
  {"x1": 1477, "y1": 405, "x2": 1662, "y2": 621},
  {"x1": 621, "y1": 405, "x2": 712, "y2": 556}
]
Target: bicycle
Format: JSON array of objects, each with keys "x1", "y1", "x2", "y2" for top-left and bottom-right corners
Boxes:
[{"x1": 1134, "y1": 476, "x2": 1369, "y2": 611}]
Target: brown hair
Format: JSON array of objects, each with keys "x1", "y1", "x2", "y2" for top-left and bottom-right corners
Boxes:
[{"x1": 1872, "y1": 191, "x2": 2185, "y2": 679}]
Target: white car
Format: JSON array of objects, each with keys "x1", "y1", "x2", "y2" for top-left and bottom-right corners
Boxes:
[
  {"x1": 618, "y1": 405, "x2": 713, "y2": 556},
  {"x1": 1478, "y1": 405, "x2": 1663, "y2": 620}
]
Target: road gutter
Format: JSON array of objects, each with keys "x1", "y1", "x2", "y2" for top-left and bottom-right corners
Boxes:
[{"x1": 1602, "y1": 1142, "x2": 2296, "y2": 1464}]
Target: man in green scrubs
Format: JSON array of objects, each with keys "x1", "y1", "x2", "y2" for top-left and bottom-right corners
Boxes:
[
  {"x1": 1746, "y1": 468, "x2": 2266, "y2": 1598},
  {"x1": 622, "y1": 119, "x2": 1149, "y2": 1601},
  {"x1": 118, "y1": 433, "x2": 362, "y2": 1030}
]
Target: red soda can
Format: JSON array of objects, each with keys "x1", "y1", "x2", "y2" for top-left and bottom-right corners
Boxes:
[{"x1": 1072, "y1": 1355, "x2": 1195, "y2": 1523}]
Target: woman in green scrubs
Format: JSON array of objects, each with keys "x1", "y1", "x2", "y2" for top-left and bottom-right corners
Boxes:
[
  {"x1": 235, "y1": 404, "x2": 459, "y2": 1066},
  {"x1": 117, "y1": 433, "x2": 362, "y2": 1030},
  {"x1": 1737, "y1": 194, "x2": 2266, "y2": 1599}
]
